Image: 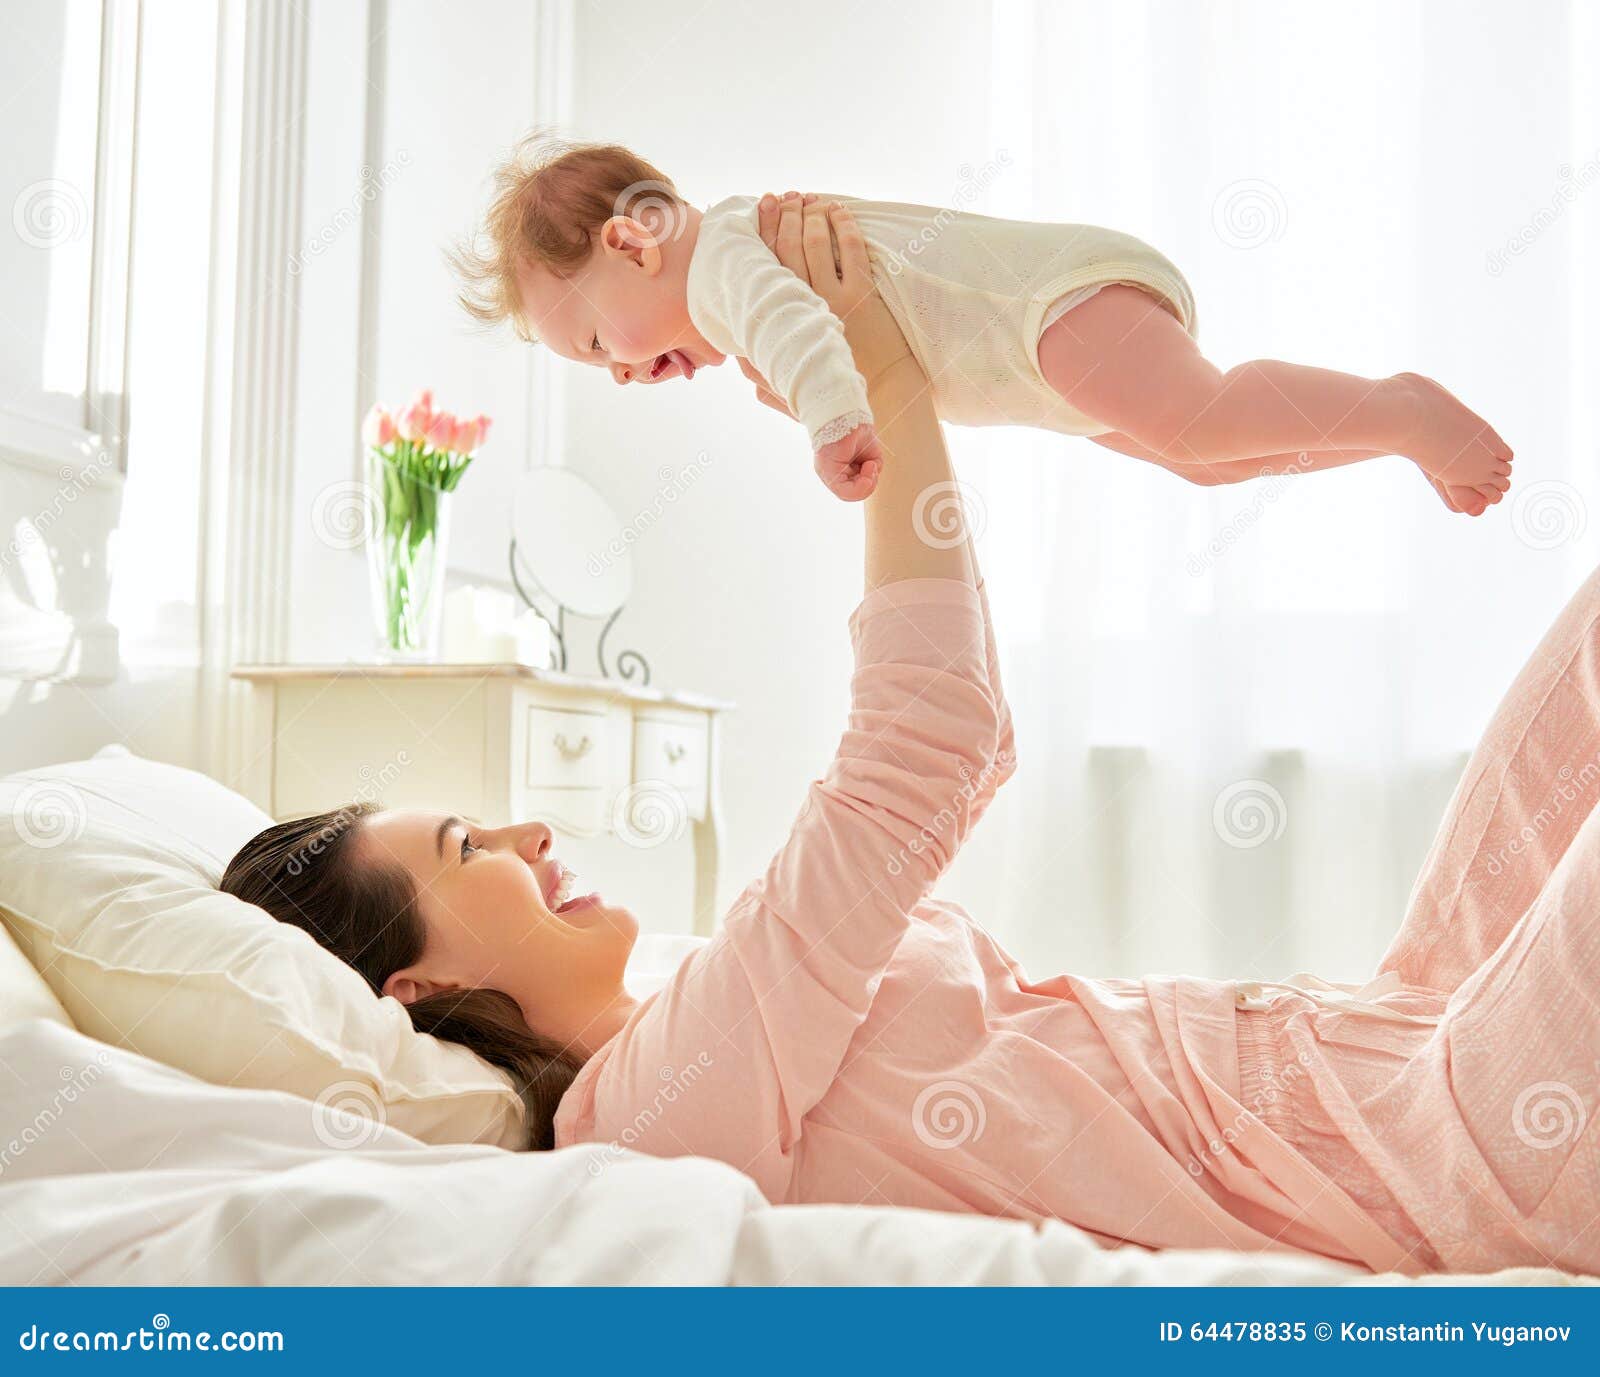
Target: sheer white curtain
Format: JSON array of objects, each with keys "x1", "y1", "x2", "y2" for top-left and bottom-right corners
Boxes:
[{"x1": 939, "y1": 0, "x2": 1600, "y2": 982}]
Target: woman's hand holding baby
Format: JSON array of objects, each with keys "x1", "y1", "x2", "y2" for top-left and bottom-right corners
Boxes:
[
  {"x1": 750, "y1": 192, "x2": 910, "y2": 501},
  {"x1": 753, "y1": 192, "x2": 967, "y2": 589}
]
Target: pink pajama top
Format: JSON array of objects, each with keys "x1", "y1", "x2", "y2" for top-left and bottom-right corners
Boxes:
[{"x1": 553, "y1": 579, "x2": 1418, "y2": 1273}]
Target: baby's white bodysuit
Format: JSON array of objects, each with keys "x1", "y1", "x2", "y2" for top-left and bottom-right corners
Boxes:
[{"x1": 685, "y1": 195, "x2": 1197, "y2": 450}]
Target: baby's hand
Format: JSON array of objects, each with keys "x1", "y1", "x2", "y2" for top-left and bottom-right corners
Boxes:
[{"x1": 813, "y1": 422, "x2": 883, "y2": 501}]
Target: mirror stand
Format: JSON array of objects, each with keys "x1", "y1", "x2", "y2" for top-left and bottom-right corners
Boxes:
[{"x1": 508, "y1": 539, "x2": 652, "y2": 685}]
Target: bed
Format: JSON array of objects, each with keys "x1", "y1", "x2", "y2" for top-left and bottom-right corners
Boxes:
[
  {"x1": 0, "y1": 750, "x2": 1592, "y2": 1287},
  {"x1": 0, "y1": 1019, "x2": 1587, "y2": 1288}
]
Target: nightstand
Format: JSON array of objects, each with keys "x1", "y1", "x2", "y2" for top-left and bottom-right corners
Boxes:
[{"x1": 231, "y1": 663, "x2": 735, "y2": 934}]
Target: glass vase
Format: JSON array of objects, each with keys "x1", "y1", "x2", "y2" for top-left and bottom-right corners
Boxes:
[{"x1": 366, "y1": 448, "x2": 452, "y2": 660}]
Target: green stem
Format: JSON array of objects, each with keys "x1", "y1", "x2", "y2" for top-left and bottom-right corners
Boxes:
[{"x1": 368, "y1": 438, "x2": 476, "y2": 653}]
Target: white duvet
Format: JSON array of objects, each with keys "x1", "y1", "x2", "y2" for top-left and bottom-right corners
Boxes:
[{"x1": 0, "y1": 1022, "x2": 1589, "y2": 1287}]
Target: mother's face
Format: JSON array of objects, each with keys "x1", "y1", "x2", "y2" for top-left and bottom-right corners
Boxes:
[{"x1": 358, "y1": 811, "x2": 638, "y2": 1047}]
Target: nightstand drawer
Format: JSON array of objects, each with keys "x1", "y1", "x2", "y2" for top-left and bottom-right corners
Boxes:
[
  {"x1": 633, "y1": 713, "x2": 708, "y2": 821},
  {"x1": 525, "y1": 705, "x2": 608, "y2": 790}
]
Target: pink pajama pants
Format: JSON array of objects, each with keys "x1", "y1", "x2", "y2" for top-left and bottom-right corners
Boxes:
[{"x1": 1244, "y1": 563, "x2": 1600, "y2": 1274}]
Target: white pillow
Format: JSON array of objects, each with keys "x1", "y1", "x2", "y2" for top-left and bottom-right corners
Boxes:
[
  {"x1": 625, "y1": 932, "x2": 708, "y2": 999},
  {"x1": 0, "y1": 922, "x2": 72, "y2": 1033},
  {"x1": 0, "y1": 747, "x2": 524, "y2": 1147}
]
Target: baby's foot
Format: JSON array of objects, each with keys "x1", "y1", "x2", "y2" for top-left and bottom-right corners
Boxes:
[
  {"x1": 1424, "y1": 473, "x2": 1488, "y2": 517},
  {"x1": 1395, "y1": 372, "x2": 1513, "y2": 513}
]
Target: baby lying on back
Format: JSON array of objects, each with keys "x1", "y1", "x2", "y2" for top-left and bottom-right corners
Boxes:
[{"x1": 454, "y1": 135, "x2": 1512, "y2": 514}]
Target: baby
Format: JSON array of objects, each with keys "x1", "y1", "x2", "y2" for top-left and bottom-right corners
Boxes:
[{"x1": 455, "y1": 136, "x2": 1513, "y2": 513}]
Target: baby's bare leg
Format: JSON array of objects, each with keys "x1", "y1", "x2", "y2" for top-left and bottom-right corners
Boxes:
[
  {"x1": 1039, "y1": 285, "x2": 1512, "y2": 514},
  {"x1": 1089, "y1": 429, "x2": 1388, "y2": 487},
  {"x1": 1089, "y1": 431, "x2": 1471, "y2": 511}
]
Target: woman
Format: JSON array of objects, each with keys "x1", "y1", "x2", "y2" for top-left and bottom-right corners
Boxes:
[{"x1": 225, "y1": 197, "x2": 1598, "y2": 1277}]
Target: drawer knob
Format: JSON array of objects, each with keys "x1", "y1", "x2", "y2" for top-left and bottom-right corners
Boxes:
[
  {"x1": 554, "y1": 732, "x2": 593, "y2": 760},
  {"x1": 663, "y1": 740, "x2": 687, "y2": 765}
]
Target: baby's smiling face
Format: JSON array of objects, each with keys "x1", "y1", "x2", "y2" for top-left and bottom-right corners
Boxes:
[{"x1": 517, "y1": 205, "x2": 725, "y2": 387}]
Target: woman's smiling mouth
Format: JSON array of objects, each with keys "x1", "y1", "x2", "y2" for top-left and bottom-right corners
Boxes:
[
  {"x1": 546, "y1": 863, "x2": 575, "y2": 910},
  {"x1": 556, "y1": 892, "x2": 602, "y2": 915},
  {"x1": 545, "y1": 862, "x2": 603, "y2": 916}
]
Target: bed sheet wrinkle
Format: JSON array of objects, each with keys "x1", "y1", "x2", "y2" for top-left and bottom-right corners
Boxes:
[{"x1": 2, "y1": 1022, "x2": 1591, "y2": 1284}]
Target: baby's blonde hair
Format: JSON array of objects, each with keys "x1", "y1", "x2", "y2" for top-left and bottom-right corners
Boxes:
[{"x1": 451, "y1": 131, "x2": 683, "y2": 341}]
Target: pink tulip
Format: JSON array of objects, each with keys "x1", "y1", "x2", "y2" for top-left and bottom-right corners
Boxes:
[
  {"x1": 361, "y1": 404, "x2": 396, "y2": 449},
  {"x1": 411, "y1": 389, "x2": 435, "y2": 422},
  {"x1": 396, "y1": 404, "x2": 426, "y2": 443},
  {"x1": 446, "y1": 416, "x2": 473, "y2": 454},
  {"x1": 474, "y1": 414, "x2": 492, "y2": 449},
  {"x1": 426, "y1": 411, "x2": 458, "y2": 451}
]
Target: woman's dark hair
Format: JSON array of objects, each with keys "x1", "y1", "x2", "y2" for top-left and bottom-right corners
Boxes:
[{"x1": 219, "y1": 802, "x2": 579, "y2": 1150}]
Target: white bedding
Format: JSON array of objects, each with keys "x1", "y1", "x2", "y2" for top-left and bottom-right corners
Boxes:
[{"x1": 0, "y1": 1022, "x2": 1589, "y2": 1287}]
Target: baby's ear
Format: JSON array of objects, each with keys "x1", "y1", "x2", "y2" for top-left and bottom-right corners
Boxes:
[{"x1": 599, "y1": 215, "x2": 662, "y2": 273}]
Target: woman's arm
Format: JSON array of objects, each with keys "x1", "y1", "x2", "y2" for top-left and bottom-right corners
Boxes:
[
  {"x1": 746, "y1": 195, "x2": 1005, "y2": 903},
  {"x1": 570, "y1": 202, "x2": 1014, "y2": 1190},
  {"x1": 757, "y1": 196, "x2": 1014, "y2": 825},
  {"x1": 753, "y1": 195, "x2": 977, "y2": 592},
  {"x1": 859, "y1": 353, "x2": 977, "y2": 590}
]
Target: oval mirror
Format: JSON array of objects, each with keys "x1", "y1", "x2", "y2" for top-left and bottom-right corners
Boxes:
[{"x1": 510, "y1": 466, "x2": 632, "y2": 619}]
